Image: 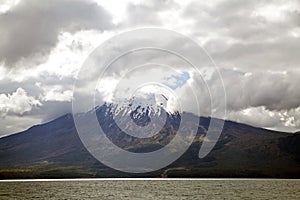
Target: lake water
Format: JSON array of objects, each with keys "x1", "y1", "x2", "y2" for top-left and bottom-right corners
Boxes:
[{"x1": 0, "y1": 179, "x2": 299, "y2": 199}]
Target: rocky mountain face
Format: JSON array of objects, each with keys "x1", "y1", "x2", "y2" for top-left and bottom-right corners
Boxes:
[
  {"x1": 94, "y1": 103, "x2": 182, "y2": 152},
  {"x1": 0, "y1": 103, "x2": 299, "y2": 178}
]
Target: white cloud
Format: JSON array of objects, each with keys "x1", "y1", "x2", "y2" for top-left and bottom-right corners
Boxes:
[
  {"x1": 0, "y1": 0, "x2": 19, "y2": 13},
  {"x1": 0, "y1": 65, "x2": 7, "y2": 80},
  {"x1": 35, "y1": 83, "x2": 72, "y2": 102},
  {"x1": 0, "y1": 88, "x2": 41, "y2": 116},
  {"x1": 43, "y1": 89, "x2": 73, "y2": 102},
  {"x1": 252, "y1": 1, "x2": 298, "y2": 23},
  {"x1": 96, "y1": 77, "x2": 119, "y2": 103},
  {"x1": 228, "y1": 106, "x2": 283, "y2": 129}
]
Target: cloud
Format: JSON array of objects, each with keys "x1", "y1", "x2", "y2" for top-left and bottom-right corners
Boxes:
[
  {"x1": 0, "y1": 0, "x2": 300, "y2": 135},
  {"x1": 0, "y1": 88, "x2": 41, "y2": 116},
  {"x1": 163, "y1": 71, "x2": 190, "y2": 89},
  {"x1": 39, "y1": 84, "x2": 73, "y2": 102},
  {"x1": 227, "y1": 106, "x2": 283, "y2": 129},
  {"x1": 0, "y1": 69, "x2": 74, "y2": 131},
  {"x1": 0, "y1": 115, "x2": 41, "y2": 137},
  {"x1": 181, "y1": 67, "x2": 300, "y2": 131},
  {"x1": 120, "y1": 0, "x2": 178, "y2": 28},
  {"x1": 218, "y1": 68, "x2": 300, "y2": 111},
  {"x1": 0, "y1": 0, "x2": 19, "y2": 13},
  {"x1": 182, "y1": 0, "x2": 300, "y2": 71},
  {"x1": 0, "y1": 0, "x2": 113, "y2": 67}
]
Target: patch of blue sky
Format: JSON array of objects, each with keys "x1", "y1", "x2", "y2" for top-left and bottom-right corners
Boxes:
[{"x1": 163, "y1": 71, "x2": 190, "y2": 89}]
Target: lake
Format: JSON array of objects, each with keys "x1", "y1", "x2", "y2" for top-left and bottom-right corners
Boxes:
[{"x1": 0, "y1": 179, "x2": 299, "y2": 199}]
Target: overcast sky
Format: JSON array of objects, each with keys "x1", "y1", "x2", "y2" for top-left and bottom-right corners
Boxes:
[{"x1": 0, "y1": 0, "x2": 300, "y2": 136}]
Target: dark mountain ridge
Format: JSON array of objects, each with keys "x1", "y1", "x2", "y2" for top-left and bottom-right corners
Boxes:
[{"x1": 0, "y1": 103, "x2": 299, "y2": 178}]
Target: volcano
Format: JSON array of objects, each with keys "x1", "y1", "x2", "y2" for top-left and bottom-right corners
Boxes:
[{"x1": 0, "y1": 103, "x2": 299, "y2": 178}]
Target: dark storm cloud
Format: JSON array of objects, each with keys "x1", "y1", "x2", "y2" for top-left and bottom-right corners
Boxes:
[
  {"x1": 0, "y1": 0, "x2": 113, "y2": 67},
  {"x1": 217, "y1": 68, "x2": 300, "y2": 111},
  {"x1": 214, "y1": 36, "x2": 300, "y2": 70},
  {"x1": 183, "y1": 0, "x2": 300, "y2": 70}
]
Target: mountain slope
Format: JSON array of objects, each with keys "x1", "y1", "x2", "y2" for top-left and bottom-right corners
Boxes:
[{"x1": 0, "y1": 104, "x2": 299, "y2": 178}]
